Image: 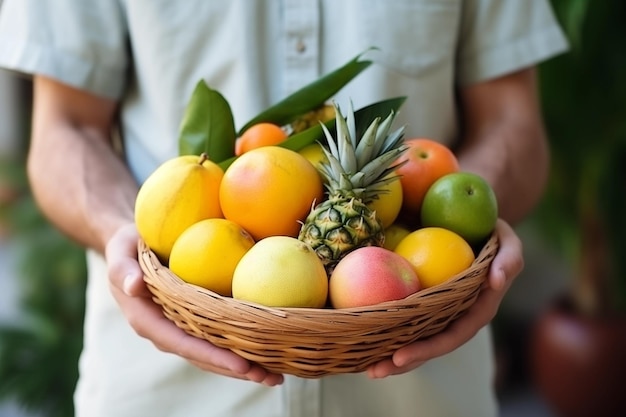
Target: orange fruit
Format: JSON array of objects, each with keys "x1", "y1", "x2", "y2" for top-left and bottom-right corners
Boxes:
[
  {"x1": 219, "y1": 146, "x2": 324, "y2": 241},
  {"x1": 394, "y1": 227, "x2": 475, "y2": 288},
  {"x1": 169, "y1": 218, "x2": 255, "y2": 296},
  {"x1": 395, "y1": 138, "x2": 460, "y2": 215},
  {"x1": 235, "y1": 122, "x2": 288, "y2": 156}
]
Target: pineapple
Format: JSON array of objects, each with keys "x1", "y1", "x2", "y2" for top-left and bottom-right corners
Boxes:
[{"x1": 298, "y1": 101, "x2": 407, "y2": 272}]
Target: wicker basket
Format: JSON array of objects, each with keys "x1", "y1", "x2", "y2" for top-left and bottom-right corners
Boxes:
[{"x1": 139, "y1": 233, "x2": 498, "y2": 378}]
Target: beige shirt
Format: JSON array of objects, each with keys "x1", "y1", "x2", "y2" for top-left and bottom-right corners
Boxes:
[{"x1": 0, "y1": 1, "x2": 568, "y2": 416}]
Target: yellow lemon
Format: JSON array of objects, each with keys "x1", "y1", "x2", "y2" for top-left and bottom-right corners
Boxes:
[
  {"x1": 383, "y1": 223, "x2": 412, "y2": 251},
  {"x1": 232, "y1": 236, "x2": 328, "y2": 308},
  {"x1": 298, "y1": 142, "x2": 328, "y2": 169},
  {"x1": 135, "y1": 153, "x2": 223, "y2": 262},
  {"x1": 169, "y1": 218, "x2": 255, "y2": 296},
  {"x1": 394, "y1": 227, "x2": 475, "y2": 288},
  {"x1": 367, "y1": 174, "x2": 403, "y2": 229}
]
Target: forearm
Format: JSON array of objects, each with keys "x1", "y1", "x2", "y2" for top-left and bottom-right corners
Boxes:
[
  {"x1": 28, "y1": 122, "x2": 138, "y2": 254},
  {"x1": 455, "y1": 68, "x2": 549, "y2": 225},
  {"x1": 456, "y1": 121, "x2": 549, "y2": 225}
]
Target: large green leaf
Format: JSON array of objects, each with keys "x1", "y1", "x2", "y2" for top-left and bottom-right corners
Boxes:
[
  {"x1": 237, "y1": 49, "x2": 375, "y2": 135},
  {"x1": 178, "y1": 81, "x2": 236, "y2": 161},
  {"x1": 178, "y1": 50, "x2": 373, "y2": 161},
  {"x1": 344, "y1": 96, "x2": 407, "y2": 138},
  {"x1": 284, "y1": 96, "x2": 407, "y2": 151},
  {"x1": 218, "y1": 96, "x2": 407, "y2": 170}
]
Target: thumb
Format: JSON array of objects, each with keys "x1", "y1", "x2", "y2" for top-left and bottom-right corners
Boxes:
[
  {"x1": 488, "y1": 219, "x2": 524, "y2": 292},
  {"x1": 105, "y1": 224, "x2": 149, "y2": 297}
]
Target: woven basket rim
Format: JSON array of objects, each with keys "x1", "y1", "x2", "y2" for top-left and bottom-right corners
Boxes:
[
  {"x1": 139, "y1": 232, "x2": 498, "y2": 314},
  {"x1": 138, "y1": 232, "x2": 499, "y2": 377}
]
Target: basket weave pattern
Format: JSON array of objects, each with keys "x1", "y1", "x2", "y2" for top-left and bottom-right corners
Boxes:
[{"x1": 139, "y1": 233, "x2": 498, "y2": 378}]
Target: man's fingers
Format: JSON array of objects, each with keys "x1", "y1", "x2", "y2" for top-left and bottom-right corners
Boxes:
[
  {"x1": 187, "y1": 360, "x2": 284, "y2": 386},
  {"x1": 391, "y1": 321, "x2": 476, "y2": 368},
  {"x1": 105, "y1": 224, "x2": 150, "y2": 297},
  {"x1": 366, "y1": 220, "x2": 526, "y2": 378},
  {"x1": 391, "y1": 284, "x2": 504, "y2": 368},
  {"x1": 105, "y1": 224, "x2": 286, "y2": 385},
  {"x1": 114, "y1": 285, "x2": 250, "y2": 372},
  {"x1": 367, "y1": 358, "x2": 426, "y2": 379},
  {"x1": 110, "y1": 283, "x2": 260, "y2": 377},
  {"x1": 123, "y1": 273, "x2": 152, "y2": 297},
  {"x1": 489, "y1": 219, "x2": 524, "y2": 291}
]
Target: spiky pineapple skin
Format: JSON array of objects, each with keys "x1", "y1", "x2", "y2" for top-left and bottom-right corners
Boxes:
[
  {"x1": 298, "y1": 196, "x2": 384, "y2": 269},
  {"x1": 297, "y1": 100, "x2": 407, "y2": 273}
]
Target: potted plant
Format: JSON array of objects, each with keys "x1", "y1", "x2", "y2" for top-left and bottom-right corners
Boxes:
[{"x1": 528, "y1": 0, "x2": 626, "y2": 415}]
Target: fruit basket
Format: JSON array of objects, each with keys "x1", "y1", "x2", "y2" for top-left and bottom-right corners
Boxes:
[{"x1": 139, "y1": 232, "x2": 498, "y2": 378}]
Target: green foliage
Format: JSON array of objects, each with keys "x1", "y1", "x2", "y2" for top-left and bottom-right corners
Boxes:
[
  {"x1": 178, "y1": 49, "x2": 374, "y2": 163},
  {"x1": 534, "y1": 0, "x2": 626, "y2": 311},
  {"x1": 0, "y1": 157, "x2": 86, "y2": 417},
  {"x1": 178, "y1": 83, "x2": 236, "y2": 161},
  {"x1": 217, "y1": 97, "x2": 407, "y2": 170},
  {"x1": 238, "y1": 49, "x2": 374, "y2": 134}
]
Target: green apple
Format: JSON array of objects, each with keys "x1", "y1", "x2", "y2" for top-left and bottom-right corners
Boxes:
[{"x1": 420, "y1": 172, "x2": 498, "y2": 245}]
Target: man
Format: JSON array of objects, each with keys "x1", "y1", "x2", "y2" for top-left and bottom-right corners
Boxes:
[{"x1": 0, "y1": 1, "x2": 567, "y2": 415}]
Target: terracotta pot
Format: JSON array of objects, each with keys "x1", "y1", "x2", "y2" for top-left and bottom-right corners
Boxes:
[{"x1": 530, "y1": 296, "x2": 626, "y2": 417}]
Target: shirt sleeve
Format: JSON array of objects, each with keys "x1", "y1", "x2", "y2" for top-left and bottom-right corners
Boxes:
[
  {"x1": 0, "y1": 0, "x2": 129, "y2": 99},
  {"x1": 457, "y1": 0, "x2": 569, "y2": 86}
]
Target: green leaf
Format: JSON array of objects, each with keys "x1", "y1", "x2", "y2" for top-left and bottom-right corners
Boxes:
[
  {"x1": 237, "y1": 48, "x2": 375, "y2": 135},
  {"x1": 178, "y1": 80, "x2": 236, "y2": 161},
  {"x1": 287, "y1": 96, "x2": 407, "y2": 151},
  {"x1": 280, "y1": 122, "x2": 333, "y2": 152},
  {"x1": 348, "y1": 96, "x2": 407, "y2": 138},
  {"x1": 218, "y1": 96, "x2": 407, "y2": 170}
]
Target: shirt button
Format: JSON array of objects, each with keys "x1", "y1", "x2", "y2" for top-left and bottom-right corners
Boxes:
[{"x1": 296, "y1": 39, "x2": 307, "y2": 53}]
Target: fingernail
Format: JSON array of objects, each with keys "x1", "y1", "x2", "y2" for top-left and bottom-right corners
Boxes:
[
  {"x1": 123, "y1": 274, "x2": 137, "y2": 296},
  {"x1": 493, "y1": 268, "x2": 506, "y2": 291},
  {"x1": 393, "y1": 355, "x2": 419, "y2": 369},
  {"x1": 393, "y1": 358, "x2": 407, "y2": 368}
]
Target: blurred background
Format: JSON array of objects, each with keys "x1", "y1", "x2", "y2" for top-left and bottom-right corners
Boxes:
[{"x1": 1, "y1": 0, "x2": 625, "y2": 416}]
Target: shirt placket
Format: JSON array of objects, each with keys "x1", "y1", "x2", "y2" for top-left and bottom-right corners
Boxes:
[
  {"x1": 280, "y1": 2, "x2": 323, "y2": 413},
  {"x1": 283, "y1": 374, "x2": 322, "y2": 417},
  {"x1": 282, "y1": 0, "x2": 320, "y2": 97},
  {"x1": 281, "y1": 2, "x2": 322, "y2": 416}
]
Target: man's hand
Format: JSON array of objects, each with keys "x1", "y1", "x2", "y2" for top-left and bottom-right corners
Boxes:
[
  {"x1": 366, "y1": 219, "x2": 524, "y2": 378},
  {"x1": 105, "y1": 223, "x2": 284, "y2": 386}
]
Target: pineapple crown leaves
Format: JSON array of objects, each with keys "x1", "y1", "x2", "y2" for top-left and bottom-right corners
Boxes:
[{"x1": 318, "y1": 101, "x2": 408, "y2": 201}]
